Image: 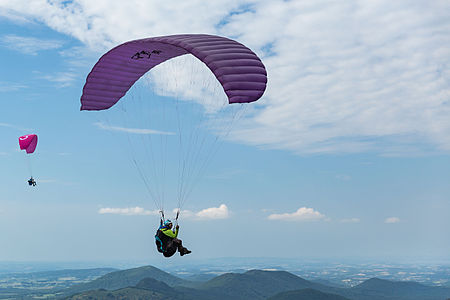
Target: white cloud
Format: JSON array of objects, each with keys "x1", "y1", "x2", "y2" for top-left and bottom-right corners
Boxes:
[
  {"x1": 0, "y1": 81, "x2": 27, "y2": 92},
  {"x1": 225, "y1": 1, "x2": 450, "y2": 155},
  {"x1": 174, "y1": 204, "x2": 230, "y2": 220},
  {"x1": 385, "y1": 217, "x2": 400, "y2": 224},
  {"x1": 195, "y1": 204, "x2": 229, "y2": 220},
  {"x1": 1, "y1": 1, "x2": 449, "y2": 155},
  {"x1": 268, "y1": 207, "x2": 325, "y2": 222},
  {"x1": 0, "y1": 7, "x2": 33, "y2": 24},
  {"x1": 98, "y1": 206, "x2": 159, "y2": 216},
  {"x1": 0, "y1": 34, "x2": 64, "y2": 55},
  {"x1": 94, "y1": 122, "x2": 175, "y2": 135},
  {"x1": 36, "y1": 179, "x2": 57, "y2": 183},
  {"x1": 340, "y1": 218, "x2": 360, "y2": 223},
  {"x1": 58, "y1": 46, "x2": 99, "y2": 68},
  {"x1": 38, "y1": 71, "x2": 78, "y2": 87},
  {"x1": 335, "y1": 174, "x2": 351, "y2": 181},
  {"x1": 98, "y1": 205, "x2": 228, "y2": 219},
  {"x1": 0, "y1": 122, "x2": 31, "y2": 132},
  {"x1": 172, "y1": 209, "x2": 195, "y2": 219},
  {"x1": 206, "y1": 168, "x2": 247, "y2": 180}
]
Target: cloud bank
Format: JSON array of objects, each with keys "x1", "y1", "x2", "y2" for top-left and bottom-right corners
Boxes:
[
  {"x1": 384, "y1": 217, "x2": 401, "y2": 224},
  {"x1": 1, "y1": 34, "x2": 64, "y2": 55},
  {"x1": 1, "y1": 0, "x2": 449, "y2": 155},
  {"x1": 340, "y1": 218, "x2": 360, "y2": 223},
  {"x1": 98, "y1": 204, "x2": 229, "y2": 219},
  {"x1": 175, "y1": 204, "x2": 230, "y2": 220},
  {"x1": 268, "y1": 207, "x2": 325, "y2": 222},
  {"x1": 94, "y1": 122, "x2": 175, "y2": 135},
  {"x1": 0, "y1": 81, "x2": 27, "y2": 92},
  {"x1": 98, "y1": 207, "x2": 159, "y2": 216},
  {"x1": 195, "y1": 204, "x2": 229, "y2": 220}
]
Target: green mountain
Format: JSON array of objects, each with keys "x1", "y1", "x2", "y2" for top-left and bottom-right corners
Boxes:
[
  {"x1": 198, "y1": 269, "x2": 332, "y2": 299},
  {"x1": 311, "y1": 279, "x2": 347, "y2": 288},
  {"x1": 136, "y1": 277, "x2": 180, "y2": 296},
  {"x1": 66, "y1": 277, "x2": 209, "y2": 300},
  {"x1": 268, "y1": 288, "x2": 351, "y2": 300},
  {"x1": 350, "y1": 277, "x2": 450, "y2": 300},
  {"x1": 62, "y1": 265, "x2": 188, "y2": 296},
  {"x1": 66, "y1": 287, "x2": 171, "y2": 300},
  {"x1": 60, "y1": 266, "x2": 450, "y2": 300},
  {"x1": 64, "y1": 269, "x2": 332, "y2": 300},
  {"x1": 182, "y1": 273, "x2": 217, "y2": 282}
]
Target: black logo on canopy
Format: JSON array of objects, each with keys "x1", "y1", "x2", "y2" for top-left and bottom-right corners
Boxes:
[{"x1": 131, "y1": 50, "x2": 162, "y2": 60}]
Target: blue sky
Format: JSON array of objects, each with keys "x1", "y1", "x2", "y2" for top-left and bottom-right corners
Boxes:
[{"x1": 0, "y1": 1, "x2": 449, "y2": 264}]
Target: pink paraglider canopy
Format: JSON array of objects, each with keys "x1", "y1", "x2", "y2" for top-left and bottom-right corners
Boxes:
[{"x1": 18, "y1": 134, "x2": 38, "y2": 154}]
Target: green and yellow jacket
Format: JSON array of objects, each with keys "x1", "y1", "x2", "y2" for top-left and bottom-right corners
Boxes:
[
  {"x1": 161, "y1": 227, "x2": 179, "y2": 238},
  {"x1": 155, "y1": 224, "x2": 179, "y2": 253}
]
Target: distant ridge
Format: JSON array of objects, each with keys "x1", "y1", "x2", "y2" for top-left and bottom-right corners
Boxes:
[
  {"x1": 62, "y1": 265, "x2": 188, "y2": 296},
  {"x1": 66, "y1": 277, "x2": 208, "y2": 300},
  {"x1": 198, "y1": 269, "x2": 332, "y2": 299},
  {"x1": 350, "y1": 277, "x2": 450, "y2": 300},
  {"x1": 268, "y1": 288, "x2": 351, "y2": 300},
  {"x1": 66, "y1": 286, "x2": 172, "y2": 300},
  {"x1": 355, "y1": 277, "x2": 431, "y2": 290}
]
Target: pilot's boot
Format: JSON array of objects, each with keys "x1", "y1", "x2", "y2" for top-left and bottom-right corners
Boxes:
[{"x1": 180, "y1": 248, "x2": 192, "y2": 256}]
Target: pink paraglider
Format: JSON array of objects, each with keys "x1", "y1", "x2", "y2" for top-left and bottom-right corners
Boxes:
[
  {"x1": 19, "y1": 134, "x2": 38, "y2": 186},
  {"x1": 18, "y1": 134, "x2": 38, "y2": 154}
]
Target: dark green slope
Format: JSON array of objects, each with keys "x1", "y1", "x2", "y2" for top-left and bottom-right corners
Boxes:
[
  {"x1": 66, "y1": 287, "x2": 171, "y2": 300},
  {"x1": 182, "y1": 273, "x2": 217, "y2": 282},
  {"x1": 199, "y1": 270, "x2": 330, "y2": 299},
  {"x1": 66, "y1": 278, "x2": 179, "y2": 300},
  {"x1": 61, "y1": 267, "x2": 450, "y2": 300},
  {"x1": 136, "y1": 277, "x2": 177, "y2": 294},
  {"x1": 350, "y1": 278, "x2": 450, "y2": 300},
  {"x1": 268, "y1": 288, "x2": 351, "y2": 300},
  {"x1": 65, "y1": 270, "x2": 333, "y2": 300},
  {"x1": 311, "y1": 279, "x2": 347, "y2": 288},
  {"x1": 62, "y1": 265, "x2": 188, "y2": 296},
  {"x1": 66, "y1": 277, "x2": 212, "y2": 300}
]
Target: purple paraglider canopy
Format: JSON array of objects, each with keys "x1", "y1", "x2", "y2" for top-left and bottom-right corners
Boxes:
[
  {"x1": 18, "y1": 134, "x2": 38, "y2": 154},
  {"x1": 80, "y1": 34, "x2": 267, "y2": 110}
]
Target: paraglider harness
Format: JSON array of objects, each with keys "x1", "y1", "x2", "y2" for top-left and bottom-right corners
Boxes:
[
  {"x1": 28, "y1": 177, "x2": 36, "y2": 186},
  {"x1": 155, "y1": 210, "x2": 179, "y2": 254}
]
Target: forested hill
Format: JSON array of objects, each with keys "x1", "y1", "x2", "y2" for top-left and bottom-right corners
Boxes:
[
  {"x1": 62, "y1": 265, "x2": 189, "y2": 297},
  {"x1": 267, "y1": 288, "x2": 351, "y2": 300},
  {"x1": 63, "y1": 265, "x2": 450, "y2": 300}
]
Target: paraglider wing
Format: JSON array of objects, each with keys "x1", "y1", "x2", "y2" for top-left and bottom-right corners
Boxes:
[
  {"x1": 80, "y1": 34, "x2": 267, "y2": 110},
  {"x1": 18, "y1": 134, "x2": 38, "y2": 154}
]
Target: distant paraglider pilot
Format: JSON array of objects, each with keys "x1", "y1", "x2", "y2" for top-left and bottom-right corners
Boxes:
[
  {"x1": 155, "y1": 219, "x2": 191, "y2": 257},
  {"x1": 19, "y1": 134, "x2": 38, "y2": 187},
  {"x1": 28, "y1": 177, "x2": 36, "y2": 186}
]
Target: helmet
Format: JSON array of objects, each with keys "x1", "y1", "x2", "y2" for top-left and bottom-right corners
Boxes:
[{"x1": 164, "y1": 219, "x2": 173, "y2": 226}]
